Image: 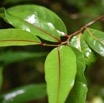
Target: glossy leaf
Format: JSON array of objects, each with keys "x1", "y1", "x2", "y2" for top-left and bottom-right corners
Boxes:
[
  {"x1": 70, "y1": 34, "x2": 96, "y2": 65},
  {"x1": 45, "y1": 46, "x2": 76, "y2": 103},
  {"x1": 66, "y1": 47, "x2": 88, "y2": 103},
  {"x1": 80, "y1": 37, "x2": 96, "y2": 65},
  {"x1": 83, "y1": 28, "x2": 104, "y2": 56},
  {"x1": 0, "y1": 65, "x2": 3, "y2": 90},
  {"x1": 66, "y1": 81, "x2": 87, "y2": 103},
  {"x1": 0, "y1": 29, "x2": 41, "y2": 47},
  {"x1": 2, "y1": 5, "x2": 67, "y2": 42},
  {"x1": 0, "y1": 51, "x2": 47, "y2": 64},
  {"x1": 0, "y1": 84, "x2": 46, "y2": 103},
  {"x1": 71, "y1": 47, "x2": 86, "y2": 83}
]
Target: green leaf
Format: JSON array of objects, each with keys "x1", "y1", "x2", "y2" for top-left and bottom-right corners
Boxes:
[
  {"x1": 83, "y1": 28, "x2": 104, "y2": 56},
  {"x1": 80, "y1": 37, "x2": 96, "y2": 65},
  {"x1": 71, "y1": 47, "x2": 86, "y2": 83},
  {"x1": 0, "y1": 29, "x2": 41, "y2": 47},
  {"x1": 66, "y1": 47, "x2": 88, "y2": 103},
  {"x1": 45, "y1": 46, "x2": 76, "y2": 103},
  {"x1": 0, "y1": 84, "x2": 46, "y2": 103},
  {"x1": 0, "y1": 65, "x2": 3, "y2": 90},
  {"x1": 1, "y1": 5, "x2": 67, "y2": 42},
  {"x1": 66, "y1": 81, "x2": 87, "y2": 103},
  {"x1": 70, "y1": 34, "x2": 96, "y2": 65},
  {"x1": 0, "y1": 51, "x2": 47, "y2": 64}
]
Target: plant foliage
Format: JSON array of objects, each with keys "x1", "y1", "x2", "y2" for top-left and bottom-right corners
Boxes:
[{"x1": 0, "y1": 4, "x2": 104, "y2": 103}]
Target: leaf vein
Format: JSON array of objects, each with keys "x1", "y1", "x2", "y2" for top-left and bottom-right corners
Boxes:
[
  {"x1": 86, "y1": 28, "x2": 104, "y2": 44},
  {"x1": 7, "y1": 12, "x2": 61, "y2": 42}
]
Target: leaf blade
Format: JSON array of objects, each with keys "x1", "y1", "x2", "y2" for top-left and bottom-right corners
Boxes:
[
  {"x1": 2, "y1": 5, "x2": 67, "y2": 42},
  {"x1": 66, "y1": 47, "x2": 88, "y2": 103},
  {"x1": 83, "y1": 28, "x2": 104, "y2": 56},
  {"x1": 0, "y1": 84, "x2": 46, "y2": 103},
  {"x1": 0, "y1": 29, "x2": 41, "y2": 47},
  {"x1": 70, "y1": 34, "x2": 96, "y2": 65},
  {"x1": 45, "y1": 46, "x2": 76, "y2": 103}
]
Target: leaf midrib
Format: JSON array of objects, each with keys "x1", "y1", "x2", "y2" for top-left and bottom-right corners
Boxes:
[
  {"x1": 0, "y1": 40, "x2": 40, "y2": 44},
  {"x1": 85, "y1": 28, "x2": 104, "y2": 44},
  {"x1": 6, "y1": 11, "x2": 61, "y2": 42},
  {"x1": 56, "y1": 47, "x2": 61, "y2": 103}
]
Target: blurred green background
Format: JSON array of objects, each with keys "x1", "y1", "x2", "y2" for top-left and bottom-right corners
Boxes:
[{"x1": 0, "y1": 0, "x2": 104, "y2": 103}]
